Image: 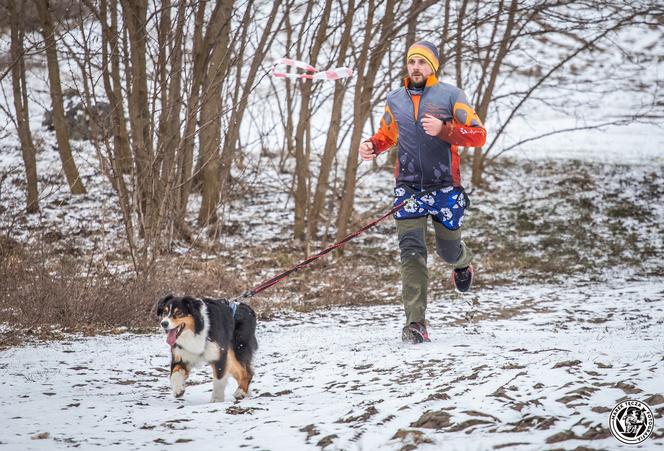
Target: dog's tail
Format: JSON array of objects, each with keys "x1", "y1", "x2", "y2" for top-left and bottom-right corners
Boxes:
[{"x1": 233, "y1": 303, "x2": 258, "y2": 364}]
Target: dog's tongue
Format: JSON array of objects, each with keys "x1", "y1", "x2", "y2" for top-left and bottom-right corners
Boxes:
[{"x1": 166, "y1": 329, "x2": 178, "y2": 347}]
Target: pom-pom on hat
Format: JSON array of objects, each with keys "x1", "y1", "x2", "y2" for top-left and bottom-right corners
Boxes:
[{"x1": 406, "y1": 41, "x2": 439, "y2": 73}]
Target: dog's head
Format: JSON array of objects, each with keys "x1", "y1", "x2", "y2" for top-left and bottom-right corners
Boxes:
[{"x1": 156, "y1": 294, "x2": 205, "y2": 347}]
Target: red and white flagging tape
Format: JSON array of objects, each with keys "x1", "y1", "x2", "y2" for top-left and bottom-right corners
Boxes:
[{"x1": 271, "y1": 58, "x2": 353, "y2": 81}]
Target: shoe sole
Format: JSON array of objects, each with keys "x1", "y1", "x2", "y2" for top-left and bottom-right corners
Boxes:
[
  {"x1": 452, "y1": 267, "x2": 474, "y2": 294},
  {"x1": 402, "y1": 330, "x2": 422, "y2": 344},
  {"x1": 402, "y1": 328, "x2": 430, "y2": 344}
]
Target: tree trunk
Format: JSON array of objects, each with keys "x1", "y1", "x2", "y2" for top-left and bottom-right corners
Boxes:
[
  {"x1": 153, "y1": 0, "x2": 186, "y2": 246},
  {"x1": 336, "y1": 0, "x2": 396, "y2": 240},
  {"x1": 34, "y1": 0, "x2": 86, "y2": 195},
  {"x1": 307, "y1": 0, "x2": 354, "y2": 238},
  {"x1": 94, "y1": 0, "x2": 138, "y2": 269},
  {"x1": 122, "y1": 0, "x2": 158, "y2": 265},
  {"x1": 9, "y1": 0, "x2": 39, "y2": 213},
  {"x1": 471, "y1": 0, "x2": 517, "y2": 187},
  {"x1": 279, "y1": 6, "x2": 296, "y2": 173},
  {"x1": 174, "y1": 0, "x2": 208, "y2": 234},
  {"x1": 93, "y1": 0, "x2": 132, "y2": 176},
  {"x1": 405, "y1": 4, "x2": 417, "y2": 50},
  {"x1": 439, "y1": 0, "x2": 451, "y2": 58},
  {"x1": 197, "y1": 0, "x2": 234, "y2": 227},
  {"x1": 293, "y1": 0, "x2": 333, "y2": 240},
  {"x1": 455, "y1": 0, "x2": 469, "y2": 90},
  {"x1": 217, "y1": 0, "x2": 284, "y2": 207}
]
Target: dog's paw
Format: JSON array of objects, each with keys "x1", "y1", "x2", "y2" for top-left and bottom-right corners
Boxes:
[
  {"x1": 170, "y1": 372, "x2": 186, "y2": 398},
  {"x1": 173, "y1": 388, "x2": 185, "y2": 398},
  {"x1": 210, "y1": 393, "x2": 225, "y2": 403},
  {"x1": 233, "y1": 388, "x2": 248, "y2": 400}
]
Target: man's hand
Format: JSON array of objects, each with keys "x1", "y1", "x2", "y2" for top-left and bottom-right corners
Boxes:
[
  {"x1": 422, "y1": 114, "x2": 443, "y2": 136},
  {"x1": 359, "y1": 140, "x2": 376, "y2": 160},
  {"x1": 422, "y1": 114, "x2": 452, "y2": 137}
]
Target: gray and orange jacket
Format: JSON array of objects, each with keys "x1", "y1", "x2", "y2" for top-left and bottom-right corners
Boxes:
[{"x1": 369, "y1": 74, "x2": 486, "y2": 188}]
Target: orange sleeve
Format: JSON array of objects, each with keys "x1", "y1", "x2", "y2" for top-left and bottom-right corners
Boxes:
[
  {"x1": 439, "y1": 122, "x2": 487, "y2": 147},
  {"x1": 437, "y1": 98, "x2": 487, "y2": 147},
  {"x1": 368, "y1": 105, "x2": 398, "y2": 155}
]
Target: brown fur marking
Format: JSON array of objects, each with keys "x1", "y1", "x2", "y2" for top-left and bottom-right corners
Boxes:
[
  {"x1": 225, "y1": 349, "x2": 251, "y2": 392},
  {"x1": 171, "y1": 362, "x2": 189, "y2": 377},
  {"x1": 171, "y1": 315, "x2": 195, "y2": 333}
]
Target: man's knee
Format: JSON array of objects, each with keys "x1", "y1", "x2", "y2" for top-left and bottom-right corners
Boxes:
[
  {"x1": 398, "y1": 227, "x2": 427, "y2": 262},
  {"x1": 436, "y1": 239, "x2": 462, "y2": 264}
]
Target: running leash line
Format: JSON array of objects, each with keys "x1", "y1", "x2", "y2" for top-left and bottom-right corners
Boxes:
[{"x1": 231, "y1": 186, "x2": 442, "y2": 302}]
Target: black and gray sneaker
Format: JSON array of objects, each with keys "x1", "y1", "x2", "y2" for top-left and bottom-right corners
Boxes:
[
  {"x1": 453, "y1": 265, "x2": 474, "y2": 293},
  {"x1": 402, "y1": 322, "x2": 431, "y2": 343}
]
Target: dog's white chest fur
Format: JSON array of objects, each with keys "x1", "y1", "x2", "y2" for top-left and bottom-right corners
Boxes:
[
  {"x1": 173, "y1": 304, "x2": 222, "y2": 366},
  {"x1": 174, "y1": 337, "x2": 221, "y2": 366}
]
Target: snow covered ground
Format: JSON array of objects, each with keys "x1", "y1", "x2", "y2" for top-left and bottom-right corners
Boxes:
[
  {"x1": 3, "y1": 279, "x2": 663, "y2": 450},
  {"x1": 1, "y1": 9, "x2": 662, "y2": 451}
]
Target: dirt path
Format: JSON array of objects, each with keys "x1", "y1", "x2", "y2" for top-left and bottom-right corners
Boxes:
[{"x1": 2, "y1": 280, "x2": 663, "y2": 450}]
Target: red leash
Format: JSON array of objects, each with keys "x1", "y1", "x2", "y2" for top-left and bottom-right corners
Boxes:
[{"x1": 233, "y1": 187, "x2": 440, "y2": 301}]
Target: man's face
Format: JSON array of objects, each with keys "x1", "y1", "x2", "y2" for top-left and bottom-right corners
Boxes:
[{"x1": 407, "y1": 56, "x2": 433, "y2": 87}]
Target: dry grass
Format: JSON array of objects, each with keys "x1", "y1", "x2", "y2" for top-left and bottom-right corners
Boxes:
[
  {"x1": 0, "y1": 235, "x2": 402, "y2": 348},
  {"x1": 0, "y1": 237, "x2": 242, "y2": 347}
]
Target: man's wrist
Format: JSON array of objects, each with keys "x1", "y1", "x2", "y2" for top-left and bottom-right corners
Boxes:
[{"x1": 437, "y1": 122, "x2": 453, "y2": 138}]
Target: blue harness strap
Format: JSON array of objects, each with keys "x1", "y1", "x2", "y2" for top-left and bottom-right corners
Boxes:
[{"x1": 230, "y1": 301, "x2": 238, "y2": 318}]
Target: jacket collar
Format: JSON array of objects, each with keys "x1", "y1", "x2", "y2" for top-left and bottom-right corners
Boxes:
[{"x1": 403, "y1": 74, "x2": 438, "y2": 89}]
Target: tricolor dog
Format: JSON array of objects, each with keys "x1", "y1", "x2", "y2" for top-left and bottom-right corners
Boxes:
[{"x1": 156, "y1": 294, "x2": 257, "y2": 402}]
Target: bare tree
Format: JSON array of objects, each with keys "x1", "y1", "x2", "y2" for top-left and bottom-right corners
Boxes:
[
  {"x1": 307, "y1": 0, "x2": 355, "y2": 238},
  {"x1": 335, "y1": 0, "x2": 446, "y2": 239},
  {"x1": 154, "y1": 0, "x2": 187, "y2": 243},
  {"x1": 4, "y1": 0, "x2": 658, "y2": 275},
  {"x1": 470, "y1": 0, "x2": 517, "y2": 186},
  {"x1": 465, "y1": 0, "x2": 659, "y2": 185},
  {"x1": 92, "y1": 0, "x2": 132, "y2": 175},
  {"x1": 455, "y1": 0, "x2": 469, "y2": 90},
  {"x1": 34, "y1": 0, "x2": 86, "y2": 195},
  {"x1": 197, "y1": 0, "x2": 234, "y2": 227},
  {"x1": 292, "y1": 0, "x2": 333, "y2": 241},
  {"x1": 335, "y1": 0, "x2": 392, "y2": 240},
  {"x1": 217, "y1": 0, "x2": 285, "y2": 211},
  {"x1": 8, "y1": 0, "x2": 39, "y2": 213},
  {"x1": 173, "y1": 0, "x2": 211, "y2": 236}
]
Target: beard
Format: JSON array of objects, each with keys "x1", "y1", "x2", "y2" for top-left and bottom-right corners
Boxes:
[
  {"x1": 409, "y1": 73, "x2": 426, "y2": 89},
  {"x1": 410, "y1": 78, "x2": 426, "y2": 89}
]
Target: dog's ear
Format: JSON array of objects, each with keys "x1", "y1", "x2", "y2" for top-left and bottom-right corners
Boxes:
[
  {"x1": 156, "y1": 294, "x2": 174, "y2": 316},
  {"x1": 181, "y1": 296, "x2": 202, "y2": 314},
  {"x1": 183, "y1": 297, "x2": 205, "y2": 333},
  {"x1": 182, "y1": 296, "x2": 193, "y2": 311}
]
